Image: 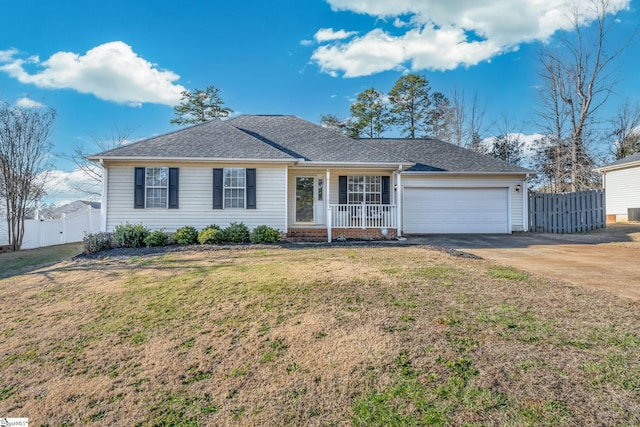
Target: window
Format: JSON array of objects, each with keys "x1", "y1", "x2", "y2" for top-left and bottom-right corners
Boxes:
[
  {"x1": 224, "y1": 168, "x2": 245, "y2": 208},
  {"x1": 348, "y1": 176, "x2": 382, "y2": 204},
  {"x1": 145, "y1": 167, "x2": 168, "y2": 208},
  {"x1": 134, "y1": 167, "x2": 179, "y2": 209},
  {"x1": 213, "y1": 168, "x2": 256, "y2": 210}
]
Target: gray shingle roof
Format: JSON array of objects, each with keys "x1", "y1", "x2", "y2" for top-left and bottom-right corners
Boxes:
[
  {"x1": 358, "y1": 138, "x2": 532, "y2": 173},
  {"x1": 227, "y1": 115, "x2": 404, "y2": 163},
  {"x1": 92, "y1": 120, "x2": 293, "y2": 160},
  {"x1": 597, "y1": 152, "x2": 640, "y2": 172},
  {"x1": 91, "y1": 115, "x2": 531, "y2": 174}
]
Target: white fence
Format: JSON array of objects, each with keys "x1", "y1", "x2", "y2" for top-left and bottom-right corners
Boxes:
[{"x1": 21, "y1": 206, "x2": 101, "y2": 249}]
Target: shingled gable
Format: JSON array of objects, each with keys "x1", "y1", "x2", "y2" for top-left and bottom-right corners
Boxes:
[{"x1": 358, "y1": 138, "x2": 533, "y2": 174}]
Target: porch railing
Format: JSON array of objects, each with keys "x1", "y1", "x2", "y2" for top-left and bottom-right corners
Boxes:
[{"x1": 329, "y1": 204, "x2": 397, "y2": 229}]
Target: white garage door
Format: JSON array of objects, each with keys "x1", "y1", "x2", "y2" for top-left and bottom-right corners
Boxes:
[{"x1": 403, "y1": 187, "x2": 509, "y2": 234}]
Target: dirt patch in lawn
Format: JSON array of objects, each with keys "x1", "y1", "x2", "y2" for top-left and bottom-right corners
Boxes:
[
  {"x1": 464, "y1": 225, "x2": 640, "y2": 300},
  {"x1": 1, "y1": 247, "x2": 638, "y2": 426}
]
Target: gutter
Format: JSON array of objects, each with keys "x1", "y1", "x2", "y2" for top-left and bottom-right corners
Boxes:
[{"x1": 88, "y1": 156, "x2": 301, "y2": 164}]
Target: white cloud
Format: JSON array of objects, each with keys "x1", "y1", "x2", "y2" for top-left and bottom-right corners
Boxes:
[
  {"x1": 15, "y1": 97, "x2": 45, "y2": 108},
  {"x1": 0, "y1": 48, "x2": 18, "y2": 62},
  {"x1": 313, "y1": 0, "x2": 631, "y2": 77},
  {"x1": 314, "y1": 28, "x2": 358, "y2": 42},
  {"x1": 41, "y1": 168, "x2": 101, "y2": 205},
  {"x1": 0, "y1": 41, "x2": 186, "y2": 106}
]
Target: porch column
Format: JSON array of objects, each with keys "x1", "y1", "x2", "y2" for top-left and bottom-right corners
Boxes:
[
  {"x1": 396, "y1": 166, "x2": 402, "y2": 237},
  {"x1": 326, "y1": 168, "x2": 331, "y2": 242}
]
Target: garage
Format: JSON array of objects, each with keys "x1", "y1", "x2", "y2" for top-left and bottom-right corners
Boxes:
[{"x1": 403, "y1": 187, "x2": 510, "y2": 234}]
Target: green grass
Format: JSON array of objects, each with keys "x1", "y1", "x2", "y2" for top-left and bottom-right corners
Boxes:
[
  {"x1": 0, "y1": 246, "x2": 638, "y2": 426},
  {"x1": 0, "y1": 242, "x2": 83, "y2": 279}
]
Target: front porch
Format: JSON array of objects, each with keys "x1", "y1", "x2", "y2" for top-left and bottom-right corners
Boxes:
[{"x1": 287, "y1": 203, "x2": 399, "y2": 242}]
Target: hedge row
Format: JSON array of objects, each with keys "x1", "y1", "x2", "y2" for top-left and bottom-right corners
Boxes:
[{"x1": 83, "y1": 222, "x2": 281, "y2": 254}]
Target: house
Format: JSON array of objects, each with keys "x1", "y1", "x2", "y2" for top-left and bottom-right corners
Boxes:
[
  {"x1": 0, "y1": 171, "x2": 8, "y2": 248},
  {"x1": 89, "y1": 115, "x2": 533, "y2": 241},
  {"x1": 595, "y1": 152, "x2": 640, "y2": 223},
  {"x1": 0, "y1": 201, "x2": 7, "y2": 248}
]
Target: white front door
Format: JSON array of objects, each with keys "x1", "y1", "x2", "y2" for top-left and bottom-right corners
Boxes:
[{"x1": 295, "y1": 176, "x2": 325, "y2": 225}]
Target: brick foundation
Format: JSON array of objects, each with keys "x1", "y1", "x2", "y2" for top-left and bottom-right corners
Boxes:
[{"x1": 286, "y1": 227, "x2": 397, "y2": 242}]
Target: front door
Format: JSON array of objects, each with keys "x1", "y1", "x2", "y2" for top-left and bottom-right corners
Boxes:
[{"x1": 295, "y1": 176, "x2": 325, "y2": 225}]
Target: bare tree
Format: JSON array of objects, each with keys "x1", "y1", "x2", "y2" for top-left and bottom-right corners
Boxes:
[
  {"x1": 64, "y1": 125, "x2": 135, "y2": 197},
  {"x1": 0, "y1": 103, "x2": 55, "y2": 250},
  {"x1": 537, "y1": 0, "x2": 633, "y2": 191},
  {"x1": 449, "y1": 89, "x2": 488, "y2": 148},
  {"x1": 608, "y1": 100, "x2": 640, "y2": 159}
]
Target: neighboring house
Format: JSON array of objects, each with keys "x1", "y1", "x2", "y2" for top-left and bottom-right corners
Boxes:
[
  {"x1": 0, "y1": 171, "x2": 7, "y2": 247},
  {"x1": 0, "y1": 200, "x2": 7, "y2": 247},
  {"x1": 89, "y1": 115, "x2": 533, "y2": 241},
  {"x1": 595, "y1": 152, "x2": 640, "y2": 223}
]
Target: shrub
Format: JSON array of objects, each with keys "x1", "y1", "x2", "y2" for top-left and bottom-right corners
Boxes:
[
  {"x1": 173, "y1": 226, "x2": 199, "y2": 245},
  {"x1": 145, "y1": 230, "x2": 168, "y2": 247},
  {"x1": 113, "y1": 223, "x2": 149, "y2": 248},
  {"x1": 198, "y1": 225, "x2": 226, "y2": 244},
  {"x1": 251, "y1": 225, "x2": 281, "y2": 244},
  {"x1": 83, "y1": 232, "x2": 113, "y2": 254},
  {"x1": 224, "y1": 222, "x2": 250, "y2": 243}
]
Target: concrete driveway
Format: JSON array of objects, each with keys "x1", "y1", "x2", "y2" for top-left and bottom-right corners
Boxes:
[{"x1": 407, "y1": 224, "x2": 640, "y2": 301}]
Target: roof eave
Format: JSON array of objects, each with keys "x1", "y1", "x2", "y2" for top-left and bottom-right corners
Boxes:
[
  {"x1": 402, "y1": 170, "x2": 536, "y2": 176},
  {"x1": 293, "y1": 161, "x2": 413, "y2": 168},
  {"x1": 595, "y1": 160, "x2": 640, "y2": 173},
  {"x1": 89, "y1": 156, "x2": 299, "y2": 164}
]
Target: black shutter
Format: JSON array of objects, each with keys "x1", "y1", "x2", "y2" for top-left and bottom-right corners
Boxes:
[
  {"x1": 134, "y1": 167, "x2": 145, "y2": 209},
  {"x1": 339, "y1": 176, "x2": 347, "y2": 204},
  {"x1": 168, "y1": 168, "x2": 179, "y2": 209},
  {"x1": 213, "y1": 168, "x2": 223, "y2": 209},
  {"x1": 382, "y1": 176, "x2": 390, "y2": 205},
  {"x1": 246, "y1": 168, "x2": 256, "y2": 209}
]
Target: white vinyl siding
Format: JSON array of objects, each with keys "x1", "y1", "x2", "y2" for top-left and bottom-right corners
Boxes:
[
  {"x1": 604, "y1": 166, "x2": 640, "y2": 217},
  {"x1": 401, "y1": 175, "x2": 526, "y2": 233},
  {"x1": 106, "y1": 163, "x2": 287, "y2": 232}
]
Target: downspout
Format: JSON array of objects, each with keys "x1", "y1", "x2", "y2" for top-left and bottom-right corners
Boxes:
[
  {"x1": 523, "y1": 173, "x2": 529, "y2": 232},
  {"x1": 100, "y1": 160, "x2": 108, "y2": 232},
  {"x1": 284, "y1": 165, "x2": 289, "y2": 234}
]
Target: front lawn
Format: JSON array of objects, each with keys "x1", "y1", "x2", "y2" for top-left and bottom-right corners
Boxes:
[
  {"x1": 0, "y1": 246, "x2": 638, "y2": 425},
  {"x1": 0, "y1": 242, "x2": 83, "y2": 279}
]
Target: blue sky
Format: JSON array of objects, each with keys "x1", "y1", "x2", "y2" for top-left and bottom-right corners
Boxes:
[{"x1": 0, "y1": 0, "x2": 638, "y2": 204}]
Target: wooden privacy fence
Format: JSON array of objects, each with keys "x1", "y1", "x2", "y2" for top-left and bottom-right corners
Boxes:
[{"x1": 528, "y1": 190, "x2": 605, "y2": 234}]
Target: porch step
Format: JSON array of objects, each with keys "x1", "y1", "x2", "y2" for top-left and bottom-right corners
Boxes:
[{"x1": 286, "y1": 228, "x2": 328, "y2": 242}]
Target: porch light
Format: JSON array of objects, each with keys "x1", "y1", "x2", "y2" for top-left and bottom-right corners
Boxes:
[
  {"x1": 515, "y1": 184, "x2": 522, "y2": 192},
  {"x1": 394, "y1": 184, "x2": 398, "y2": 191}
]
